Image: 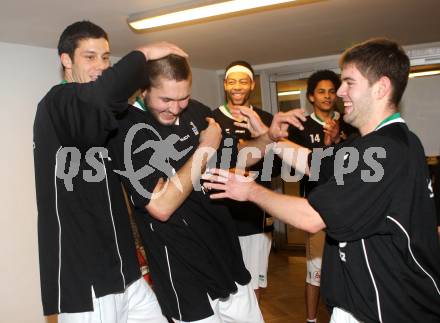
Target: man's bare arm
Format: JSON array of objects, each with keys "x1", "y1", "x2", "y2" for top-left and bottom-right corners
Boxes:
[
  {"x1": 202, "y1": 169, "x2": 325, "y2": 233},
  {"x1": 146, "y1": 118, "x2": 221, "y2": 221}
]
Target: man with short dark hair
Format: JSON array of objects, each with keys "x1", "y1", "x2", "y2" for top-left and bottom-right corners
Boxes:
[
  {"x1": 203, "y1": 38, "x2": 440, "y2": 322},
  {"x1": 110, "y1": 54, "x2": 264, "y2": 322},
  {"x1": 34, "y1": 20, "x2": 185, "y2": 322}
]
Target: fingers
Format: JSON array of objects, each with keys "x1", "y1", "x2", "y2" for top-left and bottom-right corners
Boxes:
[
  {"x1": 233, "y1": 121, "x2": 249, "y2": 129},
  {"x1": 166, "y1": 43, "x2": 188, "y2": 58},
  {"x1": 204, "y1": 168, "x2": 230, "y2": 179},
  {"x1": 238, "y1": 106, "x2": 254, "y2": 117},
  {"x1": 209, "y1": 192, "x2": 228, "y2": 199},
  {"x1": 201, "y1": 173, "x2": 228, "y2": 184},
  {"x1": 206, "y1": 117, "x2": 216, "y2": 125},
  {"x1": 203, "y1": 182, "x2": 226, "y2": 191},
  {"x1": 292, "y1": 109, "x2": 307, "y2": 122},
  {"x1": 273, "y1": 111, "x2": 305, "y2": 131},
  {"x1": 138, "y1": 42, "x2": 188, "y2": 61}
]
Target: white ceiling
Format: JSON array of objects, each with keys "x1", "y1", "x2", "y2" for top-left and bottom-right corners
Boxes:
[{"x1": 1, "y1": 0, "x2": 439, "y2": 69}]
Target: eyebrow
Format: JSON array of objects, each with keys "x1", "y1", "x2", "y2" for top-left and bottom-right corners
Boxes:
[
  {"x1": 81, "y1": 50, "x2": 111, "y2": 56},
  {"x1": 160, "y1": 94, "x2": 190, "y2": 101}
]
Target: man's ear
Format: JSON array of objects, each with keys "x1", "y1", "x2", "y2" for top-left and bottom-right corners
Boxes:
[
  {"x1": 308, "y1": 94, "x2": 315, "y2": 103},
  {"x1": 60, "y1": 53, "x2": 73, "y2": 70},
  {"x1": 375, "y1": 76, "x2": 392, "y2": 100},
  {"x1": 251, "y1": 79, "x2": 256, "y2": 91}
]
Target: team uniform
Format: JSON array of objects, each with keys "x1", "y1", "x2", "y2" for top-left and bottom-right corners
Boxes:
[
  {"x1": 288, "y1": 112, "x2": 356, "y2": 287},
  {"x1": 110, "y1": 100, "x2": 263, "y2": 323},
  {"x1": 308, "y1": 117, "x2": 440, "y2": 322},
  {"x1": 213, "y1": 105, "x2": 280, "y2": 289},
  {"x1": 33, "y1": 51, "x2": 166, "y2": 322}
]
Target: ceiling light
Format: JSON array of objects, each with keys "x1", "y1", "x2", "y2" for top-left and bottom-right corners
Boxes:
[
  {"x1": 278, "y1": 90, "x2": 301, "y2": 96},
  {"x1": 408, "y1": 70, "x2": 440, "y2": 79},
  {"x1": 128, "y1": 0, "x2": 297, "y2": 30}
]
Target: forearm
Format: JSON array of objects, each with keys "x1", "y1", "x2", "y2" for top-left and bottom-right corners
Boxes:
[
  {"x1": 238, "y1": 132, "x2": 273, "y2": 167},
  {"x1": 274, "y1": 139, "x2": 311, "y2": 176},
  {"x1": 51, "y1": 51, "x2": 148, "y2": 146},
  {"x1": 248, "y1": 183, "x2": 325, "y2": 233},
  {"x1": 146, "y1": 146, "x2": 212, "y2": 221}
]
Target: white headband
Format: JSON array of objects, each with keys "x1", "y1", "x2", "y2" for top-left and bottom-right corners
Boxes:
[{"x1": 225, "y1": 65, "x2": 254, "y2": 80}]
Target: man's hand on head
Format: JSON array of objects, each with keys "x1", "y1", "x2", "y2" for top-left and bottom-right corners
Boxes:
[{"x1": 137, "y1": 42, "x2": 188, "y2": 61}]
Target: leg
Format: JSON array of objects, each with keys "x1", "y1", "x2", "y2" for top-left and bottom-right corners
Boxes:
[
  {"x1": 58, "y1": 288, "x2": 120, "y2": 323},
  {"x1": 305, "y1": 231, "x2": 325, "y2": 322},
  {"x1": 330, "y1": 307, "x2": 364, "y2": 323},
  {"x1": 305, "y1": 283, "x2": 320, "y2": 321},
  {"x1": 126, "y1": 278, "x2": 168, "y2": 323},
  {"x1": 173, "y1": 296, "x2": 222, "y2": 323},
  {"x1": 217, "y1": 283, "x2": 264, "y2": 323},
  {"x1": 238, "y1": 233, "x2": 272, "y2": 304}
]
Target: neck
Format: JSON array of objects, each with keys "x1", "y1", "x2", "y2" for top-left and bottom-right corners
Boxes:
[
  {"x1": 64, "y1": 71, "x2": 74, "y2": 83},
  {"x1": 227, "y1": 101, "x2": 250, "y2": 110},
  {"x1": 359, "y1": 106, "x2": 397, "y2": 136},
  {"x1": 314, "y1": 108, "x2": 333, "y2": 122},
  {"x1": 226, "y1": 101, "x2": 250, "y2": 121}
]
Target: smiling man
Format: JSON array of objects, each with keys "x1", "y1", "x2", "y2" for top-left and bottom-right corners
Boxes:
[
  {"x1": 212, "y1": 61, "x2": 281, "y2": 301},
  {"x1": 33, "y1": 20, "x2": 187, "y2": 322},
  {"x1": 203, "y1": 38, "x2": 440, "y2": 322},
  {"x1": 110, "y1": 55, "x2": 264, "y2": 323}
]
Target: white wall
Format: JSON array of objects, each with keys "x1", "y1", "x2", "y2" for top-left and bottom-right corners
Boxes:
[
  {"x1": 0, "y1": 41, "x2": 221, "y2": 323},
  {"x1": 401, "y1": 75, "x2": 440, "y2": 156},
  {"x1": 191, "y1": 67, "x2": 222, "y2": 109},
  {"x1": 0, "y1": 42, "x2": 60, "y2": 323}
]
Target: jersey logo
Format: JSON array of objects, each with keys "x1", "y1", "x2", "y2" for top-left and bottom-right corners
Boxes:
[
  {"x1": 180, "y1": 134, "x2": 190, "y2": 142},
  {"x1": 190, "y1": 121, "x2": 199, "y2": 135},
  {"x1": 428, "y1": 178, "x2": 434, "y2": 198},
  {"x1": 339, "y1": 241, "x2": 347, "y2": 262}
]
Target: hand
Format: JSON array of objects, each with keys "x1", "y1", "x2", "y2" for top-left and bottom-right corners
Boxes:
[
  {"x1": 323, "y1": 119, "x2": 341, "y2": 146},
  {"x1": 201, "y1": 168, "x2": 257, "y2": 201},
  {"x1": 234, "y1": 106, "x2": 269, "y2": 138},
  {"x1": 137, "y1": 42, "x2": 188, "y2": 61},
  {"x1": 199, "y1": 118, "x2": 222, "y2": 151},
  {"x1": 269, "y1": 109, "x2": 306, "y2": 141}
]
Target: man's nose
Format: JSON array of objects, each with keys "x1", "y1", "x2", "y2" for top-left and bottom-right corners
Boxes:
[{"x1": 96, "y1": 58, "x2": 109, "y2": 71}]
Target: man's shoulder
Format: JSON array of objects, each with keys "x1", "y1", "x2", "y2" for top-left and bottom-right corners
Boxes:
[
  {"x1": 374, "y1": 123, "x2": 409, "y2": 147},
  {"x1": 38, "y1": 83, "x2": 69, "y2": 105},
  {"x1": 188, "y1": 99, "x2": 212, "y2": 113}
]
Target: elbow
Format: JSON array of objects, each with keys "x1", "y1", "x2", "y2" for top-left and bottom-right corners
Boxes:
[
  {"x1": 145, "y1": 203, "x2": 172, "y2": 222},
  {"x1": 307, "y1": 220, "x2": 326, "y2": 234}
]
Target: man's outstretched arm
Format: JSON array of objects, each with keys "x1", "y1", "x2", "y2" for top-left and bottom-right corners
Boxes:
[{"x1": 202, "y1": 169, "x2": 325, "y2": 233}]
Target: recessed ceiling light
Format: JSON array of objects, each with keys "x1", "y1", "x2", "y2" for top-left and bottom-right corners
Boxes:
[
  {"x1": 128, "y1": 0, "x2": 298, "y2": 30},
  {"x1": 278, "y1": 90, "x2": 301, "y2": 96},
  {"x1": 408, "y1": 70, "x2": 440, "y2": 78}
]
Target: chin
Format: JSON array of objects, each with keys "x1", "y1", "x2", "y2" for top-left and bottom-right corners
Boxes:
[{"x1": 160, "y1": 118, "x2": 177, "y2": 126}]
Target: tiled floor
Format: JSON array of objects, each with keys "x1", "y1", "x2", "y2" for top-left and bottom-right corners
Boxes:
[{"x1": 259, "y1": 249, "x2": 330, "y2": 323}]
